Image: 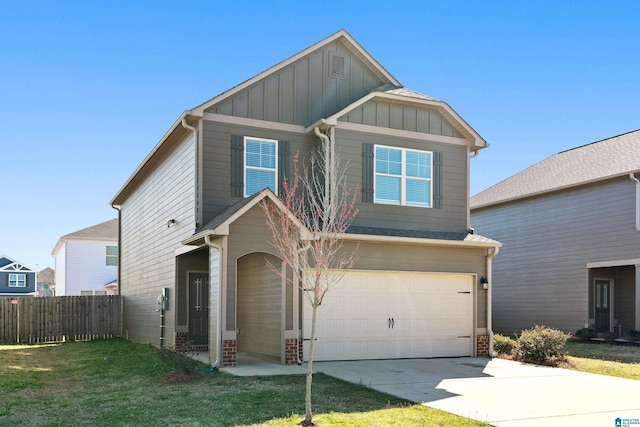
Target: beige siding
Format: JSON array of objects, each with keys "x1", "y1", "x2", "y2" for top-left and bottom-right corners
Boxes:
[
  {"x1": 205, "y1": 40, "x2": 385, "y2": 127},
  {"x1": 341, "y1": 101, "x2": 463, "y2": 138},
  {"x1": 471, "y1": 177, "x2": 640, "y2": 333},
  {"x1": 336, "y1": 128, "x2": 469, "y2": 232},
  {"x1": 237, "y1": 252, "x2": 282, "y2": 359},
  {"x1": 201, "y1": 120, "x2": 315, "y2": 222},
  {"x1": 119, "y1": 133, "x2": 196, "y2": 345}
]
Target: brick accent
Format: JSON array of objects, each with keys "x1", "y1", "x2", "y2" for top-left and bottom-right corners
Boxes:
[
  {"x1": 285, "y1": 339, "x2": 300, "y2": 365},
  {"x1": 614, "y1": 323, "x2": 621, "y2": 337},
  {"x1": 175, "y1": 332, "x2": 189, "y2": 351},
  {"x1": 222, "y1": 339, "x2": 237, "y2": 367},
  {"x1": 299, "y1": 339, "x2": 304, "y2": 362},
  {"x1": 477, "y1": 335, "x2": 490, "y2": 357}
]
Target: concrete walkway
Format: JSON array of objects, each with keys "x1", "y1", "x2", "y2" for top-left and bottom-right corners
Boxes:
[{"x1": 313, "y1": 358, "x2": 640, "y2": 427}]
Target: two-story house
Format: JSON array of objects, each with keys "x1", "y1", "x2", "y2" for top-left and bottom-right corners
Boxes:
[
  {"x1": 51, "y1": 219, "x2": 119, "y2": 296},
  {"x1": 0, "y1": 255, "x2": 37, "y2": 297},
  {"x1": 471, "y1": 130, "x2": 640, "y2": 335},
  {"x1": 111, "y1": 30, "x2": 500, "y2": 367}
]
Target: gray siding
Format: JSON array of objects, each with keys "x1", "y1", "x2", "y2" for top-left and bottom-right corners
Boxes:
[
  {"x1": 471, "y1": 177, "x2": 640, "y2": 333},
  {"x1": 201, "y1": 120, "x2": 315, "y2": 223},
  {"x1": 340, "y1": 101, "x2": 463, "y2": 138},
  {"x1": 206, "y1": 40, "x2": 386, "y2": 127},
  {"x1": 336, "y1": 128, "x2": 469, "y2": 232},
  {"x1": 119, "y1": 133, "x2": 196, "y2": 345},
  {"x1": 348, "y1": 241, "x2": 488, "y2": 329}
]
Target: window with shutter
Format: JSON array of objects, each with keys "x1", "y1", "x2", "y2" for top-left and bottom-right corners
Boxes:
[{"x1": 374, "y1": 145, "x2": 433, "y2": 207}]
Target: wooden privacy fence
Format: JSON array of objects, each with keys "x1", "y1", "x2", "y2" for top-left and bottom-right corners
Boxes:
[{"x1": 0, "y1": 295, "x2": 122, "y2": 344}]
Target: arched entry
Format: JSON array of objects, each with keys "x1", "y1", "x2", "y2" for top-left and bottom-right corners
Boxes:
[{"x1": 236, "y1": 252, "x2": 283, "y2": 362}]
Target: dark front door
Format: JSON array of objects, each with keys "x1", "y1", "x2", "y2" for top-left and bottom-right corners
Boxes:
[
  {"x1": 594, "y1": 279, "x2": 611, "y2": 333},
  {"x1": 189, "y1": 273, "x2": 209, "y2": 345}
]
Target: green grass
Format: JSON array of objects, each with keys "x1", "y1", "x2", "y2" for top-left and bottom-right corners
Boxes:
[
  {"x1": 562, "y1": 340, "x2": 640, "y2": 380},
  {"x1": 0, "y1": 339, "x2": 487, "y2": 426}
]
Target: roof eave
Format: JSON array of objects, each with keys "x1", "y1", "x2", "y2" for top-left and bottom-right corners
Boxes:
[{"x1": 341, "y1": 233, "x2": 501, "y2": 248}]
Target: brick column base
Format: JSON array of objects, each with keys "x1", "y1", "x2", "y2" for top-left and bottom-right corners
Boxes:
[
  {"x1": 299, "y1": 339, "x2": 304, "y2": 362},
  {"x1": 222, "y1": 339, "x2": 237, "y2": 367},
  {"x1": 477, "y1": 335, "x2": 490, "y2": 357},
  {"x1": 175, "y1": 332, "x2": 189, "y2": 351},
  {"x1": 285, "y1": 339, "x2": 300, "y2": 365}
]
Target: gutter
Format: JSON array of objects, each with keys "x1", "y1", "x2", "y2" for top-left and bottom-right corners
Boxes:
[
  {"x1": 630, "y1": 173, "x2": 640, "y2": 232},
  {"x1": 486, "y1": 246, "x2": 500, "y2": 357},
  {"x1": 204, "y1": 235, "x2": 223, "y2": 369}
]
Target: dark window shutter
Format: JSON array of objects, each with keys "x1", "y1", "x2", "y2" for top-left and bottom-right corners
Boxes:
[
  {"x1": 433, "y1": 151, "x2": 443, "y2": 209},
  {"x1": 278, "y1": 140, "x2": 290, "y2": 196},
  {"x1": 231, "y1": 135, "x2": 244, "y2": 197},
  {"x1": 362, "y1": 143, "x2": 374, "y2": 203}
]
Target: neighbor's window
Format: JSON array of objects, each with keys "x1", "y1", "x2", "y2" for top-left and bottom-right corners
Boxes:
[
  {"x1": 106, "y1": 246, "x2": 118, "y2": 266},
  {"x1": 8, "y1": 273, "x2": 26, "y2": 287},
  {"x1": 244, "y1": 137, "x2": 277, "y2": 196},
  {"x1": 375, "y1": 145, "x2": 432, "y2": 207}
]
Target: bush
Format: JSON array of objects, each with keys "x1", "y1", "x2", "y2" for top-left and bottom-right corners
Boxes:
[
  {"x1": 493, "y1": 334, "x2": 516, "y2": 355},
  {"x1": 574, "y1": 327, "x2": 596, "y2": 341},
  {"x1": 516, "y1": 325, "x2": 570, "y2": 363}
]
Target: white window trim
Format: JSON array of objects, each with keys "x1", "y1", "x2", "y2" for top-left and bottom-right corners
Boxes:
[
  {"x1": 106, "y1": 246, "x2": 118, "y2": 266},
  {"x1": 9, "y1": 273, "x2": 26, "y2": 287},
  {"x1": 374, "y1": 144, "x2": 433, "y2": 208},
  {"x1": 243, "y1": 136, "x2": 279, "y2": 197}
]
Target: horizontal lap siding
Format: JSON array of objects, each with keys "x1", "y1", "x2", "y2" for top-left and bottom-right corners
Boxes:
[
  {"x1": 471, "y1": 178, "x2": 640, "y2": 333},
  {"x1": 201, "y1": 120, "x2": 315, "y2": 222},
  {"x1": 335, "y1": 128, "x2": 468, "y2": 232},
  {"x1": 119, "y1": 133, "x2": 196, "y2": 345}
]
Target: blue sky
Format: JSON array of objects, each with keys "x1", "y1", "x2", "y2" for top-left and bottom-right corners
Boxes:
[{"x1": 2, "y1": 1, "x2": 639, "y2": 270}]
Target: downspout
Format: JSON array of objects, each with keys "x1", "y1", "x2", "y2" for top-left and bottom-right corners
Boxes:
[
  {"x1": 469, "y1": 150, "x2": 479, "y2": 159},
  {"x1": 204, "y1": 235, "x2": 223, "y2": 369},
  {"x1": 630, "y1": 173, "x2": 640, "y2": 232},
  {"x1": 487, "y1": 246, "x2": 500, "y2": 357}
]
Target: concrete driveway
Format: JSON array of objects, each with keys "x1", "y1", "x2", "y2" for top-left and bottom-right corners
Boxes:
[{"x1": 313, "y1": 357, "x2": 640, "y2": 427}]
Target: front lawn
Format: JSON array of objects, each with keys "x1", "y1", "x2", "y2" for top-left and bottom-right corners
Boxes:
[
  {"x1": 563, "y1": 340, "x2": 640, "y2": 380},
  {"x1": 0, "y1": 339, "x2": 487, "y2": 426}
]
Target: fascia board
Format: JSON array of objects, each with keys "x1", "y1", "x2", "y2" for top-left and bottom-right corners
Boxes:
[
  {"x1": 340, "y1": 233, "x2": 502, "y2": 249},
  {"x1": 191, "y1": 30, "x2": 401, "y2": 117}
]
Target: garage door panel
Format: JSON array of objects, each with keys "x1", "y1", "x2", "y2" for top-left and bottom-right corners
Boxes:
[{"x1": 303, "y1": 271, "x2": 473, "y2": 361}]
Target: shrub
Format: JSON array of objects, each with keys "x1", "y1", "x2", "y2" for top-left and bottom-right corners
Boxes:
[
  {"x1": 574, "y1": 327, "x2": 596, "y2": 341},
  {"x1": 516, "y1": 325, "x2": 570, "y2": 363},
  {"x1": 493, "y1": 334, "x2": 516, "y2": 355}
]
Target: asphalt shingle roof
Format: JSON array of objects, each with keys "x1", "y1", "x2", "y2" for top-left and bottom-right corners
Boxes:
[
  {"x1": 471, "y1": 129, "x2": 640, "y2": 209},
  {"x1": 62, "y1": 219, "x2": 118, "y2": 240}
]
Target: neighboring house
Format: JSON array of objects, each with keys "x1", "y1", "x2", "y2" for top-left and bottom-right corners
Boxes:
[
  {"x1": 471, "y1": 130, "x2": 640, "y2": 335},
  {"x1": 111, "y1": 30, "x2": 500, "y2": 367},
  {"x1": 52, "y1": 219, "x2": 119, "y2": 296},
  {"x1": 0, "y1": 256, "x2": 37, "y2": 297},
  {"x1": 37, "y1": 267, "x2": 55, "y2": 297}
]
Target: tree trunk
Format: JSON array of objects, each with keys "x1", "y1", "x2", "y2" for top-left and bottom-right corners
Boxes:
[{"x1": 303, "y1": 302, "x2": 318, "y2": 425}]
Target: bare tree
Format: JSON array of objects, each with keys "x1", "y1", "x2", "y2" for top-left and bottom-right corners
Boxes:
[{"x1": 261, "y1": 127, "x2": 359, "y2": 426}]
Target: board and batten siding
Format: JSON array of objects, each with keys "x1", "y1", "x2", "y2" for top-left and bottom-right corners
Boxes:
[
  {"x1": 339, "y1": 101, "x2": 464, "y2": 138},
  {"x1": 201, "y1": 120, "x2": 315, "y2": 223},
  {"x1": 205, "y1": 40, "x2": 385, "y2": 127},
  {"x1": 336, "y1": 127, "x2": 469, "y2": 232},
  {"x1": 119, "y1": 133, "x2": 196, "y2": 346},
  {"x1": 471, "y1": 177, "x2": 640, "y2": 333},
  {"x1": 60, "y1": 240, "x2": 118, "y2": 295}
]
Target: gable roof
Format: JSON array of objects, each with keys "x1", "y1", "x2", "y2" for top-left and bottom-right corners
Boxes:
[
  {"x1": 471, "y1": 129, "x2": 640, "y2": 209},
  {"x1": 0, "y1": 255, "x2": 36, "y2": 273},
  {"x1": 52, "y1": 219, "x2": 118, "y2": 255},
  {"x1": 189, "y1": 29, "x2": 401, "y2": 116}
]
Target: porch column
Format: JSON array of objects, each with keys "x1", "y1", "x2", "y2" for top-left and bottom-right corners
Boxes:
[
  {"x1": 208, "y1": 247, "x2": 221, "y2": 365},
  {"x1": 636, "y1": 264, "x2": 640, "y2": 331}
]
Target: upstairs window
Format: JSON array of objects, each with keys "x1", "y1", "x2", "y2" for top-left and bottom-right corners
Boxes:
[
  {"x1": 106, "y1": 246, "x2": 118, "y2": 266},
  {"x1": 244, "y1": 137, "x2": 278, "y2": 196},
  {"x1": 374, "y1": 145, "x2": 432, "y2": 207},
  {"x1": 8, "y1": 273, "x2": 26, "y2": 287}
]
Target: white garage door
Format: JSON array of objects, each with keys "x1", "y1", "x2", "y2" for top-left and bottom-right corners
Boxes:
[{"x1": 303, "y1": 271, "x2": 473, "y2": 361}]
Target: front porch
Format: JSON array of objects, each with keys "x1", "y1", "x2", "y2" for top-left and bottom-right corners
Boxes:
[{"x1": 588, "y1": 264, "x2": 640, "y2": 336}]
